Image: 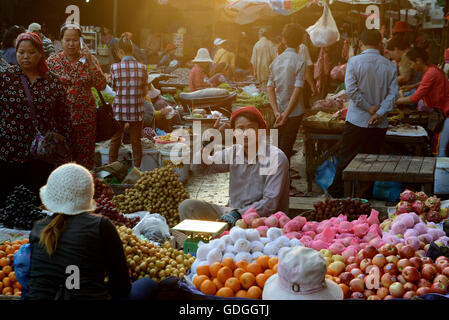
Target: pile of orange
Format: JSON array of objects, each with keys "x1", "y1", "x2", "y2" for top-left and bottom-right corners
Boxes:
[
  {"x1": 192, "y1": 255, "x2": 278, "y2": 299},
  {"x1": 0, "y1": 239, "x2": 28, "y2": 297}
]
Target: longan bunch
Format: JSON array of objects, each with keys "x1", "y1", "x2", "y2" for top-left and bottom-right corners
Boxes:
[
  {"x1": 112, "y1": 162, "x2": 189, "y2": 227},
  {"x1": 117, "y1": 225, "x2": 195, "y2": 282}
]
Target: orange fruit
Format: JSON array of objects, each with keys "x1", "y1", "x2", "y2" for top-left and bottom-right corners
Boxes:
[
  {"x1": 224, "y1": 277, "x2": 241, "y2": 293},
  {"x1": 5, "y1": 246, "x2": 14, "y2": 255},
  {"x1": 8, "y1": 271, "x2": 16, "y2": 282},
  {"x1": 14, "y1": 291, "x2": 22, "y2": 297},
  {"x1": 0, "y1": 282, "x2": 3, "y2": 292},
  {"x1": 256, "y1": 255, "x2": 270, "y2": 270},
  {"x1": 0, "y1": 257, "x2": 10, "y2": 267},
  {"x1": 235, "y1": 260, "x2": 248, "y2": 270},
  {"x1": 247, "y1": 286, "x2": 262, "y2": 299},
  {"x1": 264, "y1": 269, "x2": 274, "y2": 278},
  {"x1": 217, "y1": 266, "x2": 233, "y2": 284},
  {"x1": 235, "y1": 290, "x2": 247, "y2": 298},
  {"x1": 233, "y1": 267, "x2": 246, "y2": 279},
  {"x1": 3, "y1": 277, "x2": 11, "y2": 287},
  {"x1": 222, "y1": 257, "x2": 236, "y2": 271},
  {"x1": 0, "y1": 271, "x2": 5, "y2": 281},
  {"x1": 268, "y1": 257, "x2": 278, "y2": 269},
  {"x1": 200, "y1": 279, "x2": 217, "y2": 295},
  {"x1": 13, "y1": 282, "x2": 22, "y2": 290},
  {"x1": 13, "y1": 288, "x2": 21, "y2": 294},
  {"x1": 193, "y1": 275, "x2": 209, "y2": 290},
  {"x1": 240, "y1": 272, "x2": 256, "y2": 289},
  {"x1": 197, "y1": 265, "x2": 211, "y2": 277},
  {"x1": 213, "y1": 278, "x2": 223, "y2": 290},
  {"x1": 0, "y1": 250, "x2": 5, "y2": 258},
  {"x1": 209, "y1": 262, "x2": 222, "y2": 278},
  {"x1": 6, "y1": 254, "x2": 14, "y2": 261},
  {"x1": 216, "y1": 287, "x2": 234, "y2": 298},
  {"x1": 247, "y1": 263, "x2": 262, "y2": 276},
  {"x1": 256, "y1": 273, "x2": 267, "y2": 288},
  {"x1": 272, "y1": 263, "x2": 278, "y2": 273},
  {"x1": 2, "y1": 287, "x2": 12, "y2": 295},
  {"x1": 339, "y1": 283, "x2": 350, "y2": 299},
  {"x1": 2, "y1": 265, "x2": 12, "y2": 275}
]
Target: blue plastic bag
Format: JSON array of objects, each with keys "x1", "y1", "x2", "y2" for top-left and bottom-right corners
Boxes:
[
  {"x1": 315, "y1": 156, "x2": 338, "y2": 193},
  {"x1": 13, "y1": 243, "x2": 31, "y2": 295},
  {"x1": 373, "y1": 181, "x2": 403, "y2": 202}
]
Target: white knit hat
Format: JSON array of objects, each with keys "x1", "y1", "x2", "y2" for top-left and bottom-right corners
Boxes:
[{"x1": 40, "y1": 163, "x2": 96, "y2": 215}]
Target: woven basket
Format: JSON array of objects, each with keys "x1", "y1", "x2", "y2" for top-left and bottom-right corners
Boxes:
[{"x1": 171, "y1": 229, "x2": 188, "y2": 249}]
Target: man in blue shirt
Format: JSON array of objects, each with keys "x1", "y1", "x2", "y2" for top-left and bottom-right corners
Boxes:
[{"x1": 328, "y1": 29, "x2": 398, "y2": 198}]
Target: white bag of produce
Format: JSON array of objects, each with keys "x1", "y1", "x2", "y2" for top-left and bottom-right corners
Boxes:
[
  {"x1": 181, "y1": 88, "x2": 229, "y2": 99},
  {"x1": 132, "y1": 213, "x2": 170, "y2": 243},
  {"x1": 306, "y1": 2, "x2": 340, "y2": 48}
]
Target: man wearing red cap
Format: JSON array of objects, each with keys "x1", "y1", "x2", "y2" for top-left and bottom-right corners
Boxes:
[{"x1": 178, "y1": 106, "x2": 290, "y2": 225}]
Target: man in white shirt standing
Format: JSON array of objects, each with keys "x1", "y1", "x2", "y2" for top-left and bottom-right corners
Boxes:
[{"x1": 251, "y1": 27, "x2": 276, "y2": 88}]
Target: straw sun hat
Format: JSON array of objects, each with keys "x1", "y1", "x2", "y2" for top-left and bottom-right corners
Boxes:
[{"x1": 192, "y1": 48, "x2": 213, "y2": 63}]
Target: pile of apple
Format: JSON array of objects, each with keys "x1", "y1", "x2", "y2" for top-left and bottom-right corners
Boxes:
[
  {"x1": 332, "y1": 243, "x2": 449, "y2": 300},
  {"x1": 395, "y1": 190, "x2": 448, "y2": 223}
]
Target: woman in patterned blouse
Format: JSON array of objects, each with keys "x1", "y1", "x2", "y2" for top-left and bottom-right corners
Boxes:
[
  {"x1": 109, "y1": 34, "x2": 148, "y2": 168},
  {"x1": 0, "y1": 33, "x2": 72, "y2": 207},
  {"x1": 47, "y1": 23, "x2": 106, "y2": 169}
]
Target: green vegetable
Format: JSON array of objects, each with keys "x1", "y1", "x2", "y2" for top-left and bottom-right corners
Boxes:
[
  {"x1": 92, "y1": 88, "x2": 115, "y2": 106},
  {"x1": 162, "y1": 94, "x2": 176, "y2": 104}
]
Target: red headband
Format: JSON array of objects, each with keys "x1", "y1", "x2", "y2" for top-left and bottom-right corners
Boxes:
[
  {"x1": 16, "y1": 32, "x2": 49, "y2": 76},
  {"x1": 230, "y1": 106, "x2": 268, "y2": 130}
]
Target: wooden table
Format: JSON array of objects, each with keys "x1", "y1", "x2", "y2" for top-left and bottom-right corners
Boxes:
[
  {"x1": 342, "y1": 154, "x2": 436, "y2": 197},
  {"x1": 303, "y1": 127, "x2": 430, "y2": 192}
]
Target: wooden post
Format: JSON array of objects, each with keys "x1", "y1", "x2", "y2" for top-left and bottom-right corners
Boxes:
[{"x1": 397, "y1": 0, "x2": 401, "y2": 21}]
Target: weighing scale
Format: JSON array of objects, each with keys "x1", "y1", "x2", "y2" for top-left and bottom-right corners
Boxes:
[{"x1": 172, "y1": 219, "x2": 228, "y2": 255}]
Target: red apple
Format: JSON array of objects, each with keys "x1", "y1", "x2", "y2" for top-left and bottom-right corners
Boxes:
[
  {"x1": 350, "y1": 292, "x2": 365, "y2": 299},
  {"x1": 360, "y1": 258, "x2": 372, "y2": 273},
  {"x1": 389, "y1": 282, "x2": 405, "y2": 297},
  {"x1": 403, "y1": 291, "x2": 417, "y2": 299},
  {"x1": 384, "y1": 295, "x2": 395, "y2": 300},
  {"x1": 409, "y1": 257, "x2": 423, "y2": 270},
  {"x1": 381, "y1": 273, "x2": 397, "y2": 288},
  {"x1": 402, "y1": 266, "x2": 421, "y2": 282},
  {"x1": 416, "y1": 287, "x2": 431, "y2": 296},
  {"x1": 399, "y1": 245, "x2": 415, "y2": 259},
  {"x1": 422, "y1": 264, "x2": 438, "y2": 281},
  {"x1": 420, "y1": 242, "x2": 426, "y2": 250},
  {"x1": 362, "y1": 245, "x2": 378, "y2": 259},
  {"x1": 379, "y1": 244, "x2": 398, "y2": 257},
  {"x1": 364, "y1": 289, "x2": 376, "y2": 298},
  {"x1": 433, "y1": 274, "x2": 449, "y2": 287},
  {"x1": 356, "y1": 251, "x2": 365, "y2": 264},
  {"x1": 421, "y1": 257, "x2": 433, "y2": 265},
  {"x1": 349, "y1": 278, "x2": 365, "y2": 292},
  {"x1": 417, "y1": 278, "x2": 432, "y2": 288},
  {"x1": 436, "y1": 260, "x2": 449, "y2": 273},
  {"x1": 377, "y1": 287, "x2": 389, "y2": 299},
  {"x1": 436, "y1": 256, "x2": 449, "y2": 264},
  {"x1": 430, "y1": 282, "x2": 448, "y2": 294},
  {"x1": 346, "y1": 256, "x2": 356, "y2": 265},
  {"x1": 367, "y1": 295, "x2": 381, "y2": 300},
  {"x1": 386, "y1": 256, "x2": 399, "y2": 264},
  {"x1": 442, "y1": 266, "x2": 449, "y2": 277},
  {"x1": 350, "y1": 268, "x2": 363, "y2": 278},
  {"x1": 357, "y1": 273, "x2": 365, "y2": 281},
  {"x1": 397, "y1": 275, "x2": 407, "y2": 284},
  {"x1": 345, "y1": 263, "x2": 358, "y2": 272},
  {"x1": 396, "y1": 243, "x2": 405, "y2": 251},
  {"x1": 403, "y1": 282, "x2": 417, "y2": 292},
  {"x1": 339, "y1": 272, "x2": 354, "y2": 285},
  {"x1": 372, "y1": 254, "x2": 386, "y2": 268},
  {"x1": 384, "y1": 263, "x2": 399, "y2": 275},
  {"x1": 397, "y1": 259, "x2": 412, "y2": 272},
  {"x1": 416, "y1": 249, "x2": 426, "y2": 258}
]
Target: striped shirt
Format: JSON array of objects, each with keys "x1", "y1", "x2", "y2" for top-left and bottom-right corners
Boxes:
[{"x1": 110, "y1": 56, "x2": 148, "y2": 122}]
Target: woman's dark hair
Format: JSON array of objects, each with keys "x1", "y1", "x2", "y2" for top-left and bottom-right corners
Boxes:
[
  {"x1": 360, "y1": 29, "x2": 382, "y2": 46},
  {"x1": 2, "y1": 25, "x2": 25, "y2": 50},
  {"x1": 282, "y1": 23, "x2": 303, "y2": 48},
  {"x1": 387, "y1": 36, "x2": 409, "y2": 51},
  {"x1": 118, "y1": 33, "x2": 134, "y2": 55},
  {"x1": 406, "y1": 47, "x2": 429, "y2": 64}
]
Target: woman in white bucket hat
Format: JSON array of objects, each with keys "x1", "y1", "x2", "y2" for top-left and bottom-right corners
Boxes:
[
  {"x1": 262, "y1": 246, "x2": 343, "y2": 300},
  {"x1": 189, "y1": 48, "x2": 215, "y2": 92},
  {"x1": 25, "y1": 163, "x2": 158, "y2": 300}
]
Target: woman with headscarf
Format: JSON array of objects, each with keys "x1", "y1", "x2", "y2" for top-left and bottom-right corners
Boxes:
[
  {"x1": 0, "y1": 32, "x2": 72, "y2": 207},
  {"x1": 47, "y1": 23, "x2": 106, "y2": 169}
]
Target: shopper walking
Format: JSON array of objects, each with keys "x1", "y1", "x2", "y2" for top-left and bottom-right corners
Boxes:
[
  {"x1": 250, "y1": 27, "x2": 276, "y2": 87},
  {"x1": 109, "y1": 34, "x2": 148, "y2": 168},
  {"x1": 47, "y1": 22, "x2": 106, "y2": 169}
]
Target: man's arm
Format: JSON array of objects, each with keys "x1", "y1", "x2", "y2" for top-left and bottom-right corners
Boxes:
[
  {"x1": 267, "y1": 68, "x2": 280, "y2": 117},
  {"x1": 376, "y1": 67, "x2": 399, "y2": 117},
  {"x1": 345, "y1": 60, "x2": 372, "y2": 112}
]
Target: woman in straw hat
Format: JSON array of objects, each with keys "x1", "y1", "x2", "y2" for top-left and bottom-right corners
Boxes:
[
  {"x1": 25, "y1": 163, "x2": 158, "y2": 300},
  {"x1": 262, "y1": 246, "x2": 343, "y2": 300},
  {"x1": 188, "y1": 48, "x2": 215, "y2": 92}
]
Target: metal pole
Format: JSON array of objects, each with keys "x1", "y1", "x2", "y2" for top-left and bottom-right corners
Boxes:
[{"x1": 113, "y1": 0, "x2": 118, "y2": 35}]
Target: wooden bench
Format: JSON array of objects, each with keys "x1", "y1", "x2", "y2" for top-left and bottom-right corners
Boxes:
[{"x1": 342, "y1": 154, "x2": 436, "y2": 198}]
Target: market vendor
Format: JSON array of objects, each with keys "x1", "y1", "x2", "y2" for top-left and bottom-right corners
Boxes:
[
  {"x1": 158, "y1": 43, "x2": 176, "y2": 68},
  {"x1": 178, "y1": 106, "x2": 290, "y2": 225},
  {"x1": 396, "y1": 47, "x2": 449, "y2": 157},
  {"x1": 25, "y1": 163, "x2": 158, "y2": 300},
  {"x1": 250, "y1": 27, "x2": 276, "y2": 87},
  {"x1": 212, "y1": 39, "x2": 236, "y2": 80},
  {"x1": 386, "y1": 36, "x2": 414, "y2": 86},
  {"x1": 189, "y1": 48, "x2": 216, "y2": 92}
]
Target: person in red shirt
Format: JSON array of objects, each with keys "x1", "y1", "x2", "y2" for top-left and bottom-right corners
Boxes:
[
  {"x1": 188, "y1": 48, "x2": 213, "y2": 92},
  {"x1": 396, "y1": 47, "x2": 449, "y2": 156}
]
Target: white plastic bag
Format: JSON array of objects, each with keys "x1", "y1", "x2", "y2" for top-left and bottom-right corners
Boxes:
[
  {"x1": 306, "y1": 3, "x2": 340, "y2": 48},
  {"x1": 132, "y1": 213, "x2": 171, "y2": 243}
]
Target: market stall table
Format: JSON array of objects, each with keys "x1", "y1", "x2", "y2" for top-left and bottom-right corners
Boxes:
[
  {"x1": 303, "y1": 124, "x2": 430, "y2": 192},
  {"x1": 342, "y1": 154, "x2": 437, "y2": 197}
]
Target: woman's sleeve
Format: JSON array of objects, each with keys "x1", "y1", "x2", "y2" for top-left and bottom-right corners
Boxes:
[
  {"x1": 89, "y1": 55, "x2": 107, "y2": 91},
  {"x1": 409, "y1": 70, "x2": 435, "y2": 104},
  {"x1": 53, "y1": 79, "x2": 73, "y2": 143},
  {"x1": 100, "y1": 216, "x2": 131, "y2": 299}
]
